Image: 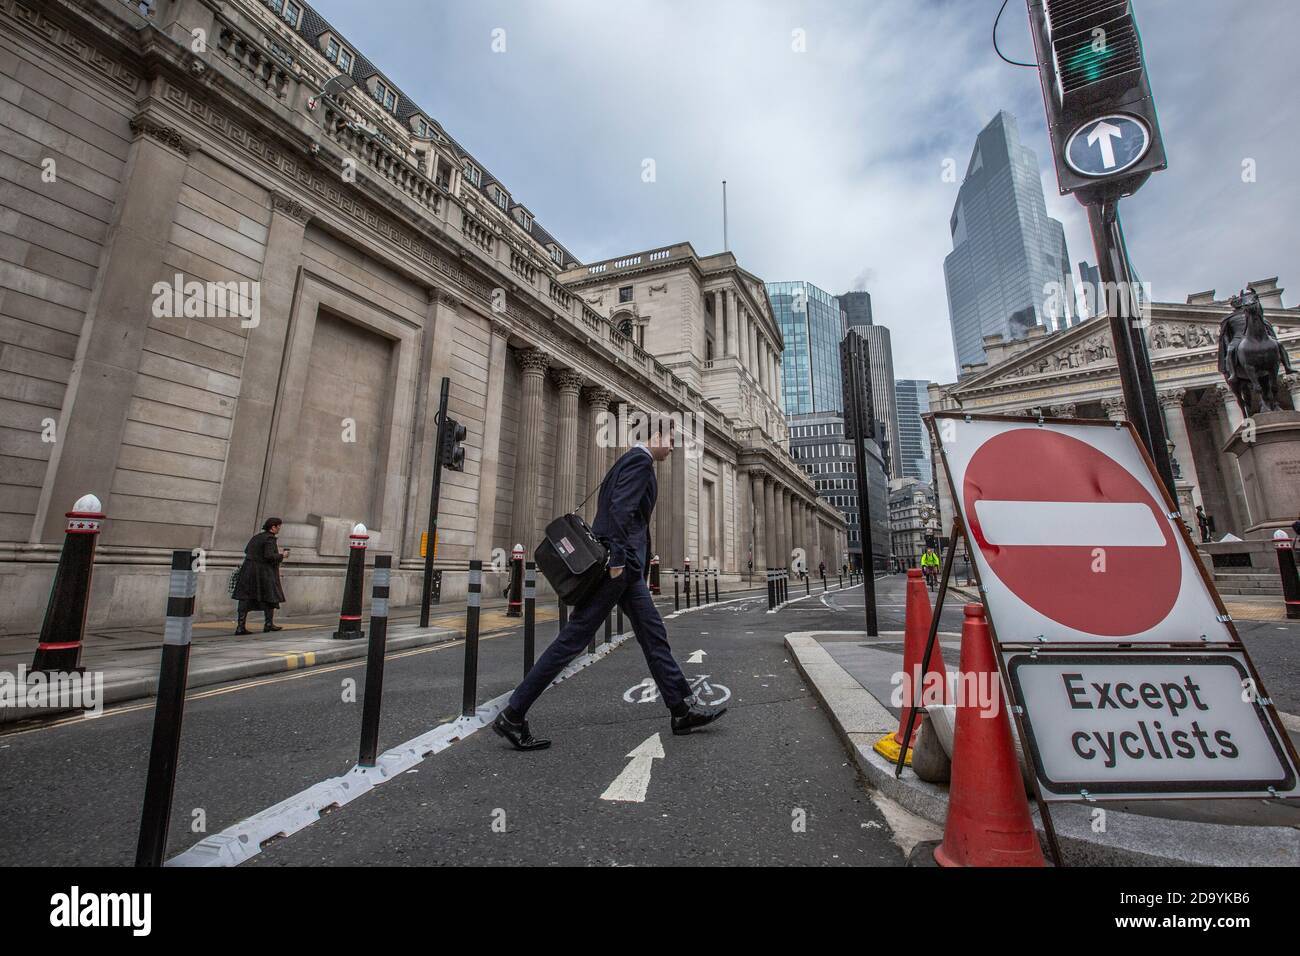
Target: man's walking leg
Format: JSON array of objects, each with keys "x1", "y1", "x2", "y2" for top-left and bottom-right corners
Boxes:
[{"x1": 506, "y1": 574, "x2": 624, "y2": 719}]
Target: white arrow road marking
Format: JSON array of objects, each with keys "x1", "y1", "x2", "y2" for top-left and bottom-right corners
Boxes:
[
  {"x1": 973, "y1": 500, "x2": 1163, "y2": 547},
  {"x1": 600, "y1": 733, "x2": 664, "y2": 803},
  {"x1": 1087, "y1": 120, "x2": 1122, "y2": 169},
  {"x1": 686, "y1": 649, "x2": 707, "y2": 664}
]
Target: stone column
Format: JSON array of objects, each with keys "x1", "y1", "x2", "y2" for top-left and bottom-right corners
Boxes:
[
  {"x1": 552, "y1": 369, "x2": 584, "y2": 514},
  {"x1": 763, "y1": 474, "x2": 777, "y2": 568},
  {"x1": 213, "y1": 192, "x2": 310, "y2": 550},
  {"x1": 471, "y1": 317, "x2": 511, "y2": 557},
  {"x1": 1101, "y1": 396, "x2": 1126, "y2": 422},
  {"x1": 784, "y1": 489, "x2": 796, "y2": 569},
  {"x1": 738, "y1": 303, "x2": 749, "y2": 369},
  {"x1": 776, "y1": 485, "x2": 789, "y2": 570},
  {"x1": 36, "y1": 118, "x2": 192, "y2": 543},
  {"x1": 724, "y1": 290, "x2": 738, "y2": 357},
  {"x1": 1213, "y1": 385, "x2": 1251, "y2": 532},
  {"x1": 585, "y1": 386, "x2": 612, "y2": 524},
  {"x1": 1159, "y1": 388, "x2": 1203, "y2": 508},
  {"x1": 511, "y1": 348, "x2": 550, "y2": 551},
  {"x1": 751, "y1": 470, "x2": 767, "y2": 574}
]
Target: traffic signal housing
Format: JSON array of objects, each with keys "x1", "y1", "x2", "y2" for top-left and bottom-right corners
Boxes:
[
  {"x1": 1026, "y1": 0, "x2": 1166, "y2": 204},
  {"x1": 441, "y1": 417, "x2": 467, "y2": 471}
]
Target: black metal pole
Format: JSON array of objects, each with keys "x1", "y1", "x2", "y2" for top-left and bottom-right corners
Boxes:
[
  {"x1": 1086, "y1": 201, "x2": 1174, "y2": 496},
  {"x1": 462, "y1": 560, "x2": 481, "y2": 716},
  {"x1": 333, "y1": 526, "x2": 368, "y2": 639},
  {"x1": 1277, "y1": 539, "x2": 1300, "y2": 620},
  {"x1": 895, "y1": 524, "x2": 961, "y2": 778},
  {"x1": 420, "y1": 377, "x2": 451, "y2": 629},
  {"x1": 673, "y1": 570, "x2": 680, "y2": 612},
  {"x1": 523, "y1": 560, "x2": 536, "y2": 673},
  {"x1": 135, "y1": 549, "x2": 196, "y2": 867},
  {"x1": 842, "y1": 340, "x2": 879, "y2": 637},
  {"x1": 767, "y1": 570, "x2": 775, "y2": 610},
  {"x1": 357, "y1": 554, "x2": 391, "y2": 768}
]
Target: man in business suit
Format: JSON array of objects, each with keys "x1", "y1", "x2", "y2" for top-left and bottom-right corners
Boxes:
[{"x1": 493, "y1": 424, "x2": 726, "y2": 750}]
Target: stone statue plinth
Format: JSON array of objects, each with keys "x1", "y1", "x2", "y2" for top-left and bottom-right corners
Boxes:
[{"x1": 1225, "y1": 410, "x2": 1300, "y2": 538}]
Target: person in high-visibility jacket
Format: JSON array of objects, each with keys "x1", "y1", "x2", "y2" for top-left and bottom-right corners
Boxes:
[{"x1": 920, "y1": 548, "x2": 940, "y2": 590}]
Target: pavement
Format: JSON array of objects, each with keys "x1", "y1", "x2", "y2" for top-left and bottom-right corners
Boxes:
[{"x1": 0, "y1": 577, "x2": 764, "y2": 726}]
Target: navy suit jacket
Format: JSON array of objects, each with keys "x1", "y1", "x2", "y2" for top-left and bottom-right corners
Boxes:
[{"x1": 591, "y1": 447, "x2": 657, "y2": 574}]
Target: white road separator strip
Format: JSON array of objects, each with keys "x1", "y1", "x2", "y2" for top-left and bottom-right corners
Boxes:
[
  {"x1": 973, "y1": 500, "x2": 1164, "y2": 547},
  {"x1": 168, "y1": 633, "x2": 634, "y2": 867}
]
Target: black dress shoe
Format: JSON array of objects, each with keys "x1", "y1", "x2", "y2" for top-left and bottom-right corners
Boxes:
[
  {"x1": 671, "y1": 696, "x2": 727, "y2": 736},
  {"x1": 492, "y1": 712, "x2": 551, "y2": 751},
  {"x1": 234, "y1": 626, "x2": 251, "y2": 636}
]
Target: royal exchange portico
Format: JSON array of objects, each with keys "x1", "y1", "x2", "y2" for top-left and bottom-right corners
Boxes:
[
  {"x1": 927, "y1": 280, "x2": 1300, "y2": 545},
  {"x1": 0, "y1": 0, "x2": 843, "y2": 630}
]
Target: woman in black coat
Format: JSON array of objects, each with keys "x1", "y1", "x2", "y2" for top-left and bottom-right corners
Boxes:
[{"x1": 233, "y1": 517, "x2": 288, "y2": 634}]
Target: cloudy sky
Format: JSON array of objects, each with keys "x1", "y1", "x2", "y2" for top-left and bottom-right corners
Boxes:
[{"x1": 310, "y1": 0, "x2": 1298, "y2": 384}]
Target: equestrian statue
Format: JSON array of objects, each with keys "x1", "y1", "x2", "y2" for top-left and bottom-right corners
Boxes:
[{"x1": 1217, "y1": 287, "x2": 1294, "y2": 417}]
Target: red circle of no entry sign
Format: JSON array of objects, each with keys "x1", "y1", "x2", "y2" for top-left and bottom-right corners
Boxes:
[{"x1": 962, "y1": 429, "x2": 1179, "y2": 636}]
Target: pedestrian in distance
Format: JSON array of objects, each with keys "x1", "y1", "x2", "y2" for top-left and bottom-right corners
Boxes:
[
  {"x1": 920, "y1": 547, "x2": 941, "y2": 591},
  {"x1": 233, "y1": 517, "x2": 288, "y2": 635},
  {"x1": 1196, "y1": 505, "x2": 1212, "y2": 544},
  {"x1": 493, "y1": 422, "x2": 726, "y2": 751}
]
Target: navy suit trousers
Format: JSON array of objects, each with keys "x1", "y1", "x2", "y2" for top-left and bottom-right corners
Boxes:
[{"x1": 508, "y1": 570, "x2": 692, "y2": 717}]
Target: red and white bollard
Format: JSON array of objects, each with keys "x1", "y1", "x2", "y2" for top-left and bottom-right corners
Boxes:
[
  {"x1": 332, "y1": 523, "x2": 368, "y2": 640},
  {"x1": 506, "y1": 543, "x2": 524, "y2": 618},
  {"x1": 32, "y1": 493, "x2": 104, "y2": 673},
  {"x1": 649, "y1": 555, "x2": 661, "y2": 594},
  {"x1": 1274, "y1": 530, "x2": 1300, "y2": 621}
]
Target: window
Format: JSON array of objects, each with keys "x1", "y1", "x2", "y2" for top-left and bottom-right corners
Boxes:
[
  {"x1": 493, "y1": 186, "x2": 509, "y2": 211},
  {"x1": 618, "y1": 286, "x2": 633, "y2": 304},
  {"x1": 267, "y1": 0, "x2": 301, "y2": 26},
  {"x1": 338, "y1": 48, "x2": 354, "y2": 72},
  {"x1": 548, "y1": 246, "x2": 564, "y2": 266},
  {"x1": 463, "y1": 162, "x2": 481, "y2": 187},
  {"x1": 517, "y1": 210, "x2": 533, "y2": 231},
  {"x1": 372, "y1": 80, "x2": 397, "y2": 112}
]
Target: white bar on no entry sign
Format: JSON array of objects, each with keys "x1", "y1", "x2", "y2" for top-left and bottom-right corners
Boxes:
[{"x1": 974, "y1": 500, "x2": 1164, "y2": 547}]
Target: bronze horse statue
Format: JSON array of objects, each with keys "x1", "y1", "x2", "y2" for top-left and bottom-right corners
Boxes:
[{"x1": 1217, "y1": 287, "x2": 1294, "y2": 417}]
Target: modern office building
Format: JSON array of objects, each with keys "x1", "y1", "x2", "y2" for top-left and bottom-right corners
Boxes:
[
  {"x1": 943, "y1": 111, "x2": 1077, "y2": 374},
  {"x1": 893, "y1": 379, "x2": 933, "y2": 484},
  {"x1": 839, "y1": 291, "x2": 874, "y2": 329},
  {"x1": 839, "y1": 328, "x2": 893, "y2": 571},
  {"x1": 768, "y1": 281, "x2": 847, "y2": 417}
]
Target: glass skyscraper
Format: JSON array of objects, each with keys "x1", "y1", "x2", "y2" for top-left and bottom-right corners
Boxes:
[
  {"x1": 768, "y1": 280, "x2": 845, "y2": 416},
  {"x1": 893, "y1": 379, "x2": 932, "y2": 484},
  {"x1": 943, "y1": 111, "x2": 1076, "y2": 373}
]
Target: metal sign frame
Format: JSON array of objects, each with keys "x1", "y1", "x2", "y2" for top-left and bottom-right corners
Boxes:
[{"x1": 926, "y1": 410, "x2": 1300, "y2": 809}]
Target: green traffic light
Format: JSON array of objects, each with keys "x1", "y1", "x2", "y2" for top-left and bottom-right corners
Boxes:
[{"x1": 1068, "y1": 38, "x2": 1114, "y2": 83}]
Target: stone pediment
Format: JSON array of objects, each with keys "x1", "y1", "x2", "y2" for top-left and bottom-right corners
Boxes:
[{"x1": 951, "y1": 305, "x2": 1300, "y2": 396}]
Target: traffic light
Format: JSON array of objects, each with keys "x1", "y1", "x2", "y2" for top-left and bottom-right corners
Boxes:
[
  {"x1": 1026, "y1": 0, "x2": 1166, "y2": 204},
  {"x1": 440, "y1": 417, "x2": 467, "y2": 471}
]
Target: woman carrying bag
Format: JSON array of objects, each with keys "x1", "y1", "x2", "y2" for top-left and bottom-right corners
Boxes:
[{"x1": 232, "y1": 517, "x2": 288, "y2": 635}]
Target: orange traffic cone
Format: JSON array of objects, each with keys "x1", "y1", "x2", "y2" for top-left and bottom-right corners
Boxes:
[
  {"x1": 874, "y1": 568, "x2": 948, "y2": 764},
  {"x1": 934, "y1": 603, "x2": 1045, "y2": 867}
]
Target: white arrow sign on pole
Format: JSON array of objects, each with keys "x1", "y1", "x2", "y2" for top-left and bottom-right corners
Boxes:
[
  {"x1": 686, "y1": 649, "x2": 707, "y2": 664},
  {"x1": 600, "y1": 733, "x2": 664, "y2": 803},
  {"x1": 1087, "y1": 120, "x2": 1122, "y2": 169}
]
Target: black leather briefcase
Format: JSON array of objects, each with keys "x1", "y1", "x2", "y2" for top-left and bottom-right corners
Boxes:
[{"x1": 534, "y1": 512, "x2": 608, "y2": 607}]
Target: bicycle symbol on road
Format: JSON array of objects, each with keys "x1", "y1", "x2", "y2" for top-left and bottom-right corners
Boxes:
[{"x1": 623, "y1": 674, "x2": 731, "y2": 706}]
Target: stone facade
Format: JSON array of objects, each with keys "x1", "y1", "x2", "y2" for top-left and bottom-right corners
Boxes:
[
  {"x1": 927, "y1": 281, "x2": 1300, "y2": 544},
  {"x1": 0, "y1": 0, "x2": 843, "y2": 631}
]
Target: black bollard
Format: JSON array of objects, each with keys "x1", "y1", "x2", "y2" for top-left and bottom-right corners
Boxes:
[
  {"x1": 821, "y1": 570, "x2": 827, "y2": 593},
  {"x1": 673, "y1": 570, "x2": 680, "y2": 611},
  {"x1": 332, "y1": 523, "x2": 369, "y2": 640},
  {"x1": 685, "y1": 559, "x2": 693, "y2": 609},
  {"x1": 506, "y1": 543, "x2": 524, "y2": 618},
  {"x1": 32, "y1": 493, "x2": 105, "y2": 673},
  {"x1": 1276, "y1": 535, "x2": 1300, "y2": 620},
  {"x1": 462, "y1": 561, "x2": 482, "y2": 716},
  {"x1": 135, "y1": 549, "x2": 197, "y2": 867},
  {"x1": 805, "y1": 573, "x2": 810, "y2": 596},
  {"x1": 650, "y1": 555, "x2": 661, "y2": 595},
  {"x1": 839, "y1": 572, "x2": 843, "y2": 589},
  {"x1": 523, "y1": 560, "x2": 536, "y2": 671},
  {"x1": 357, "y1": 554, "x2": 391, "y2": 768},
  {"x1": 767, "y1": 569, "x2": 776, "y2": 610}
]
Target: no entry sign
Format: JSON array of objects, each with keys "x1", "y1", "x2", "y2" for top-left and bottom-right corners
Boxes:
[
  {"x1": 1005, "y1": 652, "x2": 1299, "y2": 801},
  {"x1": 934, "y1": 416, "x2": 1231, "y2": 644}
]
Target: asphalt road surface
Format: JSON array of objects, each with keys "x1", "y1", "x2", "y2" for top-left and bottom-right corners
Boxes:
[{"x1": 3, "y1": 573, "x2": 1294, "y2": 866}]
